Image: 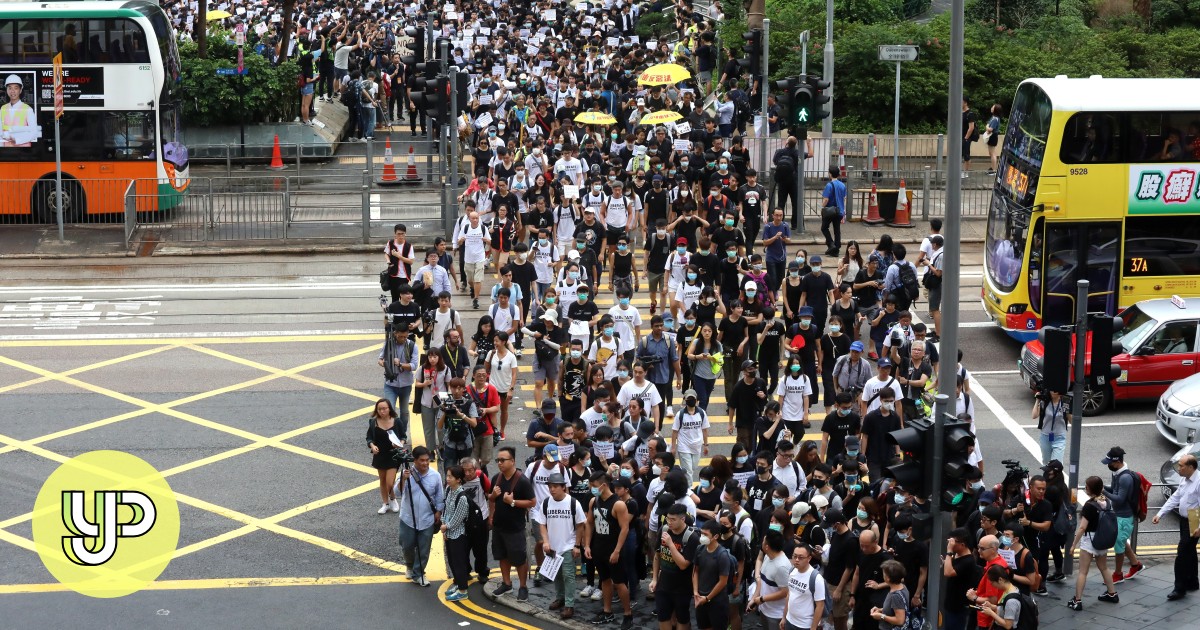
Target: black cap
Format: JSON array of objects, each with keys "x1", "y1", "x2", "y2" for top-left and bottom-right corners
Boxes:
[
  {"x1": 1101, "y1": 446, "x2": 1126, "y2": 465},
  {"x1": 656, "y1": 492, "x2": 677, "y2": 515},
  {"x1": 824, "y1": 508, "x2": 847, "y2": 526}
]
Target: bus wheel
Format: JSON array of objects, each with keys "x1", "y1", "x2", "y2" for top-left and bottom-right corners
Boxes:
[
  {"x1": 32, "y1": 179, "x2": 85, "y2": 224},
  {"x1": 1080, "y1": 378, "x2": 1112, "y2": 417}
]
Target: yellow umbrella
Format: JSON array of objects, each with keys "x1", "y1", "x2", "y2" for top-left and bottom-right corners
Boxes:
[
  {"x1": 637, "y1": 63, "x2": 691, "y2": 86},
  {"x1": 206, "y1": 10, "x2": 233, "y2": 20},
  {"x1": 639, "y1": 110, "x2": 683, "y2": 125},
  {"x1": 574, "y1": 111, "x2": 617, "y2": 125}
]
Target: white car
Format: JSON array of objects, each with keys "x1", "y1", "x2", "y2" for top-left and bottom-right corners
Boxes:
[{"x1": 1157, "y1": 372, "x2": 1200, "y2": 446}]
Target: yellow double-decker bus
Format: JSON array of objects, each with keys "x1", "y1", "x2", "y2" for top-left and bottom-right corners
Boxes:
[{"x1": 982, "y1": 76, "x2": 1200, "y2": 341}]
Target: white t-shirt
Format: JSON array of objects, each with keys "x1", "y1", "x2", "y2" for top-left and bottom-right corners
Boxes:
[
  {"x1": 674, "y1": 281, "x2": 705, "y2": 313},
  {"x1": 554, "y1": 157, "x2": 583, "y2": 184},
  {"x1": 665, "y1": 251, "x2": 689, "y2": 289},
  {"x1": 487, "y1": 350, "x2": 519, "y2": 393},
  {"x1": 861, "y1": 376, "x2": 903, "y2": 413},
  {"x1": 587, "y1": 335, "x2": 620, "y2": 379},
  {"x1": 773, "y1": 460, "x2": 807, "y2": 498},
  {"x1": 608, "y1": 305, "x2": 642, "y2": 354},
  {"x1": 524, "y1": 460, "x2": 565, "y2": 505},
  {"x1": 532, "y1": 240, "x2": 560, "y2": 284},
  {"x1": 757, "y1": 551, "x2": 793, "y2": 619},
  {"x1": 531, "y1": 494, "x2": 587, "y2": 553},
  {"x1": 619, "y1": 435, "x2": 653, "y2": 469},
  {"x1": 461, "y1": 223, "x2": 490, "y2": 263},
  {"x1": 580, "y1": 406, "x2": 607, "y2": 437},
  {"x1": 775, "y1": 374, "x2": 813, "y2": 421},
  {"x1": 618, "y1": 379, "x2": 663, "y2": 411},
  {"x1": 489, "y1": 302, "x2": 519, "y2": 335},
  {"x1": 785, "y1": 566, "x2": 826, "y2": 628},
  {"x1": 647, "y1": 492, "x2": 698, "y2": 533},
  {"x1": 606, "y1": 194, "x2": 630, "y2": 228},
  {"x1": 672, "y1": 407, "x2": 709, "y2": 455},
  {"x1": 431, "y1": 308, "x2": 462, "y2": 347}
]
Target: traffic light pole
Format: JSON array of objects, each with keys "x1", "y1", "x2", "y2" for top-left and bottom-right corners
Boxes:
[
  {"x1": 927, "y1": 393, "x2": 951, "y2": 630},
  {"x1": 759, "y1": 19, "x2": 770, "y2": 179},
  {"x1": 797, "y1": 32, "x2": 808, "y2": 234},
  {"x1": 823, "y1": 0, "x2": 834, "y2": 139},
  {"x1": 447, "y1": 65, "x2": 459, "y2": 238}
]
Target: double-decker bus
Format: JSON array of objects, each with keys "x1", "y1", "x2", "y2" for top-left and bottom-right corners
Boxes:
[
  {"x1": 982, "y1": 76, "x2": 1200, "y2": 341},
  {"x1": 0, "y1": 0, "x2": 188, "y2": 221}
]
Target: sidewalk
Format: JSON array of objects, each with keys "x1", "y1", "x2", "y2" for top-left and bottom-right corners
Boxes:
[
  {"x1": 482, "y1": 556, "x2": 1195, "y2": 630},
  {"x1": 0, "y1": 218, "x2": 985, "y2": 259}
]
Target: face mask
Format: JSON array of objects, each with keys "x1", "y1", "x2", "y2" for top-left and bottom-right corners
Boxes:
[
  {"x1": 811, "y1": 266, "x2": 822, "y2": 274},
  {"x1": 813, "y1": 478, "x2": 827, "y2": 489},
  {"x1": 684, "y1": 319, "x2": 696, "y2": 326},
  {"x1": 769, "y1": 522, "x2": 783, "y2": 531},
  {"x1": 604, "y1": 327, "x2": 615, "y2": 336},
  {"x1": 617, "y1": 244, "x2": 627, "y2": 252},
  {"x1": 798, "y1": 318, "x2": 812, "y2": 329},
  {"x1": 790, "y1": 271, "x2": 800, "y2": 278},
  {"x1": 546, "y1": 297, "x2": 557, "y2": 304},
  {"x1": 592, "y1": 185, "x2": 602, "y2": 192},
  {"x1": 498, "y1": 123, "x2": 507, "y2": 130},
  {"x1": 718, "y1": 163, "x2": 728, "y2": 171},
  {"x1": 699, "y1": 534, "x2": 712, "y2": 546},
  {"x1": 489, "y1": 132, "x2": 497, "y2": 137},
  {"x1": 971, "y1": 481, "x2": 985, "y2": 491},
  {"x1": 745, "y1": 290, "x2": 757, "y2": 298},
  {"x1": 999, "y1": 535, "x2": 1013, "y2": 548},
  {"x1": 619, "y1": 297, "x2": 631, "y2": 306},
  {"x1": 539, "y1": 239, "x2": 549, "y2": 247},
  {"x1": 881, "y1": 402, "x2": 895, "y2": 411},
  {"x1": 894, "y1": 493, "x2": 906, "y2": 505},
  {"x1": 590, "y1": 486, "x2": 601, "y2": 497},
  {"x1": 677, "y1": 247, "x2": 688, "y2": 255},
  {"x1": 790, "y1": 364, "x2": 802, "y2": 373},
  {"x1": 830, "y1": 325, "x2": 841, "y2": 333},
  {"x1": 687, "y1": 272, "x2": 698, "y2": 281},
  {"x1": 700, "y1": 479, "x2": 712, "y2": 490},
  {"x1": 796, "y1": 256, "x2": 806, "y2": 264},
  {"x1": 707, "y1": 162, "x2": 716, "y2": 169},
  {"x1": 611, "y1": 132, "x2": 618, "y2": 139},
  {"x1": 516, "y1": 253, "x2": 528, "y2": 262},
  {"x1": 838, "y1": 407, "x2": 851, "y2": 416},
  {"x1": 727, "y1": 251, "x2": 737, "y2": 259},
  {"x1": 570, "y1": 350, "x2": 582, "y2": 359},
  {"x1": 856, "y1": 509, "x2": 869, "y2": 521},
  {"x1": 617, "y1": 370, "x2": 629, "y2": 378},
  {"x1": 620, "y1": 468, "x2": 633, "y2": 479},
  {"x1": 756, "y1": 466, "x2": 769, "y2": 476},
  {"x1": 737, "y1": 455, "x2": 749, "y2": 465},
  {"x1": 680, "y1": 160, "x2": 689, "y2": 167},
  {"x1": 569, "y1": 271, "x2": 580, "y2": 280},
  {"x1": 897, "y1": 531, "x2": 910, "y2": 541},
  {"x1": 847, "y1": 450, "x2": 859, "y2": 458},
  {"x1": 533, "y1": 148, "x2": 542, "y2": 156},
  {"x1": 578, "y1": 294, "x2": 589, "y2": 303},
  {"x1": 652, "y1": 465, "x2": 663, "y2": 476}
]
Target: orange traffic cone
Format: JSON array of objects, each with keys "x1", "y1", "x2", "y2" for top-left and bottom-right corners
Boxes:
[
  {"x1": 378, "y1": 138, "x2": 401, "y2": 186},
  {"x1": 838, "y1": 144, "x2": 846, "y2": 179},
  {"x1": 863, "y1": 183, "x2": 884, "y2": 224},
  {"x1": 267, "y1": 134, "x2": 285, "y2": 170},
  {"x1": 889, "y1": 178, "x2": 914, "y2": 227},
  {"x1": 403, "y1": 145, "x2": 421, "y2": 184}
]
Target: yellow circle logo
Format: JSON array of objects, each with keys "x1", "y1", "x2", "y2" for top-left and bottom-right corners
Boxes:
[{"x1": 32, "y1": 451, "x2": 180, "y2": 598}]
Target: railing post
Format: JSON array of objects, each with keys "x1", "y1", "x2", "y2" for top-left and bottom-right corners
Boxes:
[
  {"x1": 935, "y1": 133, "x2": 945, "y2": 187},
  {"x1": 366, "y1": 139, "x2": 375, "y2": 186},
  {"x1": 866, "y1": 133, "x2": 875, "y2": 184},
  {"x1": 844, "y1": 166, "x2": 855, "y2": 221},
  {"x1": 362, "y1": 170, "x2": 371, "y2": 244},
  {"x1": 922, "y1": 165, "x2": 931, "y2": 220},
  {"x1": 206, "y1": 176, "x2": 215, "y2": 241},
  {"x1": 295, "y1": 143, "x2": 302, "y2": 187},
  {"x1": 282, "y1": 175, "x2": 291, "y2": 240},
  {"x1": 225, "y1": 144, "x2": 232, "y2": 178}
]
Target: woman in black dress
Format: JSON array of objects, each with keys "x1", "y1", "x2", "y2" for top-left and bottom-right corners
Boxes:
[{"x1": 367, "y1": 399, "x2": 403, "y2": 515}]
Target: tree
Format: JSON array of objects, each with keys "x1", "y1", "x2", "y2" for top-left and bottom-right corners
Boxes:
[
  {"x1": 196, "y1": 2, "x2": 206, "y2": 58},
  {"x1": 277, "y1": 0, "x2": 296, "y2": 65}
]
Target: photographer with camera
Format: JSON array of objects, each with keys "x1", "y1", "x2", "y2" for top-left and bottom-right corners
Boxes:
[
  {"x1": 378, "y1": 326, "x2": 418, "y2": 440},
  {"x1": 384, "y1": 283, "x2": 423, "y2": 336},
  {"x1": 895, "y1": 340, "x2": 933, "y2": 421},
  {"x1": 393, "y1": 445, "x2": 443, "y2": 587},
  {"x1": 438, "y1": 378, "x2": 480, "y2": 473},
  {"x1": 1032, "y1": 388, "x2": 1069, "y2": 465},
  {"x1": 636, "y1": 315, "x2": 681, "y2": 425}
]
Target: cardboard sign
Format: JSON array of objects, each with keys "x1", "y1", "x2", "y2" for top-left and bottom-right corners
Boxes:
[
  {"x1": 607, "y1": 37, "x2": 619, "y2": 47},
  {"x1": 673, "y1": 139, "x2": 691, "y2": 151},
  {"x1": 562, "y1": 184, "x2": 580, "y2": 199},
  {"x1": 675, "y1": 121, "x2": 691, "y2": 135},
  {"x1": 476, "y1": 112, "x2": 493, "y2": 127}
]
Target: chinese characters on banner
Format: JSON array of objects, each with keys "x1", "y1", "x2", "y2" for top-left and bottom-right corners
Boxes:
[{"x1": 1130, "y1": 164, "x2": 1200, "y2": 212}]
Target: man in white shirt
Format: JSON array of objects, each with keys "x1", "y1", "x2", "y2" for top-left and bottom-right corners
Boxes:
[
  {"x1": 781, "y1": 542, "x2": 826, "y2": 630},
  {"x1": 771, "y1": 439, "x2": 807, "y2": 502},
  {"x1": 860, "y1": 358, "x2": 903, "y2": 417},
  {"x1": 428, "y1": 291, "x2": 464, "y2": 351},
  {"x1": 607, "y1": 292, "x2": 643, "y2": 360},
  {"x1": 1154, "y1": 454, "x2": 1200, "y2": 600},
  {"x1": 578, "y1": 387, "x2": 610, "y2": 438},
  {"x1": 457, "y1": 211, "x2": 490, "y2": 309},
  {"x1": 532, "y1": 472, "x2": 588, "y2": 618},
  {"x1": 671, "y1": 390, "x2": 710, "y2": 482},
  {"x1": 617, "y1": 363, "x2": 663, "y2": 425},
  {"x1": 751, "y1": 530, "x2": 793, "y2": 629}
]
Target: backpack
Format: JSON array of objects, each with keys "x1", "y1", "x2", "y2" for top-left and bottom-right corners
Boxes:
[
  {"x1": 1000, "y1": 590, "x2": 1039, "y2": 630},
  {"x1": 896, "y1": 262, "x2": 920, "y2": 301},
  {"x1": 1051, "y1": 501, "x2": 1071, "y2": 536},
  {"x1": 466, "y1": 385, "x2": 494, "y2": 437},
  {"x1": 339, "y1": 79, "x2": 359, "y2": 107},
  {"x1": 922, "y1": 252, "x2": 942, "y2": 289},
  {"x1": 444, "y1": 401, "x2": 472, "y2": 443},
  {"x1": 1120, "y1": 469, "x2": 1152, "y2": 522},
  {"x1": 1090, "y1": 498, "x2": 1118, "y2": 550},
  {"x1": 456, "y1": 491, "x2": 487, "y2": 539},
  {"x1": 1018, "y1": 546, "x2": 1041, "y2": 592},
  {"x1": 807, "y1": 570, "x2": 835, "y2": 619}
]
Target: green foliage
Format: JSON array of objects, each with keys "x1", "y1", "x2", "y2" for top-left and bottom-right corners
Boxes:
[
  {"x1": 177, "y1": 32, "x2": 300, "y2": 128},
  {"x1": 1150, "y1": 0, "x2": 1200, "y2": 30},
  {"x1": 635, "y1": 12, "x2": 674, "y2": 40}
]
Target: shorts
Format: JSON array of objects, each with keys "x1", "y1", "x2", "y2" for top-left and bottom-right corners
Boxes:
[
  {"x1": 962, "y1": 138, "x2": 973, "y2": 161},
  {"x1": 464, "y1": 261, "x2": 486, "y2": 284},
  {"x1": 1114, "y1": 515, "x2": 1134, "y2": 554},
  {"x1": 534, "y1": 358, "x2": 560, "y2": 381},
  {"x1": 695, "y1": 594, "x2": 729, "y2": 629},
  {"x1": 832, "y1": 586, "x2": 853, "y2": 617},
  {"x1": 667, "y1": 280, "x2": 681, "y2": 295},
  {"x1": 649, "y1": 272, "x2": 664, "y2": 295},
  {"x1": 928, "y1": 286, "x2": 942, "y2": 311},
  {"x1": 1080, "y1": 532, "x2": 1108, "y2": 557},
  {"x1": 300, "y1": 82, "x2": 314, "y2": 96},
  {"x1": 592, "y1": 547, "x2": 627, "y2": 584},
  {"x1": 531, "y1": 524, "x2": 545, "y2": 545},
  {"x1": 335, "y1": 67, "x2": 349, "y2": 83},
  {"x1": 492, "y1": 528, "x2": 528, "y2": 566},
  {"x1": 654, "y1": 588, "x2": 692, "y2": 624},
  {"x1": 606, "y1": 225, "x2": 626, "y2": 243}
]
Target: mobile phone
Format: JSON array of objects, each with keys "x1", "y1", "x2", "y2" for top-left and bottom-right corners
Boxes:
[{"x1": 969, "y1": 604, "x2": 984, "y2": 611}]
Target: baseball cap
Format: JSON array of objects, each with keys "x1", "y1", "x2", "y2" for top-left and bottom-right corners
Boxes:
[
  {"x1": 676, "y1": 237, "x2": 688, "y2": 245},
  {"x1": 824, "y1": 508, "x2": 847, "y2": 526},
  {"x1": 809, "y1": 255, "x2": 822, "y2": 265},
  {"x1": 1101, "y1": 446, "x2": 1126, "y2": 465},
  {"x1": 656, "y1": 492, "x2": 677, "y2": 515},
  {"x1": 877, "y1": 357, "x2": 892, "y2": 368},
  {"x1": 744, "y1": 280, "x2": 757, "y2": 291},
  {"x1": 544, "y1": 444, "x2": 561, "y2": 462},
  {"x1": 637, "y1": 420, "x2": 655, "y2": 441},
  {"x1": 850, "y1": 340, "x2": 865, "y2": 352},
  {"x1": 741, "y1": 359, "x2": 757, "y2": 370},
  {"x1": 811, "y1": 494, "x2": 830, "y2": 509},
  {"x1": 845, "y1": 435, "x2": 861, "y2": 448},
  {"x1": 636, "y1": 97, "x2": 645, "y2": 105},
  {"x1": 542, "y1": 310, "x2": 558, "y2": 323},
  {"x1": 683, "y1": 389, "x2": 698, "y2": 400},
  {"x1": 652, "y1": 174, "x2": 664, "y2": 181},
  {"x1": 541, "y1": 398, "x2": 557, "y2": 413},
  {"x1": 978, "y1": 490, "x2": 997, "y2": 505},
  {"x1": 1041, "y1": 459, "x2": 1064, "y2": 473},
  {"x1": 790, "y1": 502, "x2": 811, "y2": 524}
]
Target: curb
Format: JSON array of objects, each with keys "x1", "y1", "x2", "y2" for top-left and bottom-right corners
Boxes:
[{"x1": 481, "y1": 577, "x2": 595, "y2": 630}]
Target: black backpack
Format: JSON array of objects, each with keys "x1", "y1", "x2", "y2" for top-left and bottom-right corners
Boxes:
[
  {"x1": 922, "y1": 252, "x2": 942, "y2": 289},
  {"x1": 897, "y1": 262, "x2": 920, "y2": 301},
  {"x1": 1090, "y1": 498, "x2": 1118, "y2": 550},
  {"x1": 1000, "y1": 590, "x2": 1039, "y2": 630},
  {"x1": 340, "y1": 79, "x2": 360, "y2": 108},
  {"x1": 456, "y1": 492, "x2": 487, "y2": 538}
]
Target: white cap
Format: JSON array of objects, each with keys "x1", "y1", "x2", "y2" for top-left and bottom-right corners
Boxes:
[
  {"x1": 744, "y1": 280, "x2": 757, "y2": 290},
  {"x1": 4, "y1": 74, "x2": 21, "y2": 87},
  {"x1": 541, "y1": 310, "x2": 558, "y2": 323}
]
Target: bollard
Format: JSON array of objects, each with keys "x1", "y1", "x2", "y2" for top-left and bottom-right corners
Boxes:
[
  {"x1": 844, "y1": 166, "x2": 855, "y2": 221},
  {"x1": 922, "y1": 165, "x2": 931, "y2": 220},
  {"x1": 935, "y1": 133, "x2": 945, "y2": 187},
  {"x1": 866, "y1": 133, "x2": 875, "y2": 182},
  {"x1": 366, "y1": 140, "x2": 375, "y2": 186}
]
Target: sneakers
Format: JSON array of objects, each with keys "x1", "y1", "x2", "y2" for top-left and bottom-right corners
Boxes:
[
  {"x1": 378, "y1": 503, "x2": 389, "y2": 514},
  {"x1": 868, "y1": 351, "x2": 879, "y2": 360},
  {"x1": 1047, "y1": 572, "x2": 1067, "y2": 583},
  {"x1": 560, "y1": 607, "x2": 574, "y2": 620},
  {"x1": 580, "y1": 585, "x2": 595, "y2": 599},
  {"x1": 534, "y1": 576, "x2": 546, "y2": 588},
  {"x1": 620, "y1": 616, "x2": 634, "y2": 630},
  {"x1": 593, "y1": 612, "x2": 616, "y2": 625},
  {"x1": 1033, "y1": 586, "x2": 1049, "y2": 596},
  {"x1": 445, "y1": 585, "x2": 459, "y2": 597},
  {"x1": 1067, "y1": 596, "x2": 1082, "y2": 611},
  {"x1": 1125, "y1": 563, "x2": 1145, "y2": 580},
  {"x1": 1112, "y1": 570, "x2": 1124, "y2": 584},
  {"x1": 415, "y1": 575, "x2": 429, "y2": 587},
  {"x1": 388, "y1": 499, "x2": 399, "y2": 513},
  {"x1": 516, "y1": 586, "x2": 529, "y2": 601},
  {"x1": 590, "y1": 588, "x2": 602, "y2": 601},
  {"x1": 1098, "y1": 591, "x2": 1119, "y2": 604},
  {"x1": 446, "y1": 590, "x2": 468, "y2": 602},
  {"x1": 499, "y1": 432, "x2": 506, "y2": 441},
  {"x1": 492, "y1": 582, "x2": 513, "y2": 597},
  {"x1": 472, "y1": 298, "x2": 480, "y2": 309}
]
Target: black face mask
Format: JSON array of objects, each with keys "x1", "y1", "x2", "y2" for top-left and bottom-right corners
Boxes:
[
  {"x1": 755, "y1": 465, "x2": 768, "y2": 476},
  {"x1": 812, "y1": 478, "x2": 827, "y2": 489}
]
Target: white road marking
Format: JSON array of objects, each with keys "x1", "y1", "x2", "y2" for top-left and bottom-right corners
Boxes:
[
  {"x1": 1017, "y1": 420, "x2": 1156, "y2": 429},
  {"x1": 973, "y1": 370, "x2": 1021, "y2": 375},
  {"x1": 958, "y1": 321, "x2": 993, "y2": 328},
  {"x1": 0, "y1": 282, "x2": 379, "y2": 295},
  {"x1": 0, "y1": 329, "x2": 381, "y2": 341}
]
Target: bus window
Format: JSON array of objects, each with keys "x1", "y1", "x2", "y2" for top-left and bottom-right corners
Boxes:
[
  {"x1": 1028, "y1": 218, "x2": 1043, "y2": 314},
  {"x1": 17, "y1": 20, "x2": 49, "y2": 63},
  {"x1": 103, "y1": 112, "x2": 154, "y2": 160},
  {"x1": 1041, "y1": 222, "x2": 1120, "y2": 325},
  {"x1": 1124, "y1": 216, "x2": 1200, "y2": 277},
  {"x1": 1061, "y1": 113, "x2": 1117, "y2": 163},
  {"x1": 51, "y1": 20, "x2": 81, "y2": 63},
  {"x1": 0, "y1": 21, "x2": 14, "y2": 64}
]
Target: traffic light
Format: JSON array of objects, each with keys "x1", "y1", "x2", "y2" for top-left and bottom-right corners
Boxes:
[
  {"x1": 739, "y1": 29, "x2": 762, "y2": 78},
  {"x1": 1038, "y1": 326, "x2": 1072, "y2": 393},
  {"x1": 409, "y1": 62, "x2": 437, "y2": 113},
  {"x1": 1088, "y1": 315, "x2": 1125, "y2": 386},
  {"x1": 400, "y1": 26, "x2": 424, "y2": 68},
  {"x1": 940, "y1": 418, "x2": 978, "y2": 510},
  {"x1": 771, "y1": 76, "x2": 801, "y2": 130},
  {"x1": 791, "y1": 82, "x2": 814, "y2": 128},
  {"x1": 885, "y1": 417, "x2": 932, "y2": 497},
  {"x1": 421, "y1": 74, "x2": 448, "y2": 120},
  {"x1": 454, "y1": 72, "x2": 470, "y2": 114},
  {"x1": 806, "y1": 75, "x2": 831, "y2": 123}
]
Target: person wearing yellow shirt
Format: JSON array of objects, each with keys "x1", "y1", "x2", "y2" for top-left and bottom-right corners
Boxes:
[{"x1": 1, "y1": 74, "x2": 34, "y2": 147}]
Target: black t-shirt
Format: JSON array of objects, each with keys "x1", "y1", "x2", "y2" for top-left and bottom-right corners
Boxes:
[
  {"x1": 567, "y1": 300, "x2": 599, "y2": 326},
  {"x1": 758, "y1": 319, "x2": 786, "y2": 361},
  {"x1": 852, "y1": 268, "x2": 884, "y2": 305},
  {"x1": 692, "y1": 544, "x2": 735, "y2": 597},
  {"x1": 888, "y1": 536, "x2": 929, "y2": 595},
  {"x1": 788, "y1": 323, "x2": 820, "y2": 364},
  {"x1": 799, "y1": 272, "x2": 835, "y2": 313},
  {"x1": 561, "y1": 357, "x2": 588, "y2": 398},
  {"x1": 386, "y1": 300, "x2": 422, "y2": 332},
  {"x1": 1027, "y1": 498, "x2": 1054, "y2": 532},
  {"x1": 854, "y1": 549, "x2": 895, "y2": 606},
  {"x1": 509, "y1": 261, "x2": 537, "y2": 298},
  {"x1": 718, "y1": 257, "x2": 746, "y2": 296},
  {"x1": 1081, "y1": 499, "x2": 1102, "y2": 533},
  {"x1": 1010, "y1": 546, "x2": 1037, "y2": 595},
  {"x1": 730, "y1": 377, "x2": 768, "y2": 428},
  {"x1": 824, "y1": 528, "x2": 858, "y2": 586},
  {"x1": 745, "y1": 475, "x2": 781, "y2": 513},
  {"x1": 820, "y1": 334, "x2": 852, "y2": 373},
  {"x1": 644, "y1": 232, "x2": 672, "y2": 273},
  {"x1": 575, "y1": 221, "x2": 606, "y2": 257},
  {"x1": 691, "y1": 251, "x2": 719, "y2": 286},
  {"x1": 491, "y1": 471, "x2": 536, "y2": 532},
  {"x1": 718, "y1": 316, "x2": 749, "y2": 357},
  {"x1": 861, "y1": 410, "x2": 902, "y2": 464},
  {"x1": 711, "y1": 227, "x2": 745, "y2": 254},
  {"x1": 674, "y1": 217, "x2": 705, "y2": 250},
  {"x1": 657, "y1": 528, "x2": 701, "y2": 593},
  {"x1": 945, "y1": 553, "x2": 982, "y2": 611},
  {"x1": 820, "y1": 410, "x2": 862, "y2": 458},
  {"x1": 898, "y1": 359, "x2": 933, "y2": 400}
]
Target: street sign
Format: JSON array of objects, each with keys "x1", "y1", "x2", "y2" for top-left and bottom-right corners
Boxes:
[
  {"x1": 52, "y1": 53, "x2": 63, "y2": 119},
  {"x1": 878, "y1": 45, "x2": 919, "y2": 62},
  {"x1": 216, "y1": 67, "x2": 249, "y2": 76}
]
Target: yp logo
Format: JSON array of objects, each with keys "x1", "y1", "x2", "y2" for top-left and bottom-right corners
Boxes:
[{"x1": 33, "y1": 451, "x2": 180, "y2": 598}]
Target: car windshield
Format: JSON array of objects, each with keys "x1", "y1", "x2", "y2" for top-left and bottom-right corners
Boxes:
[{"x1": 1117, "y1": 306, "x2": 1157, "y2": 353}]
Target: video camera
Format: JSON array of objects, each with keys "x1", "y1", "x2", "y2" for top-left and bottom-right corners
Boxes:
[
  {"x1": 391, "y1": 442, "x2": 415, "y2": 466},
  {"x1": 1001, "y1": 458, "x2": 1030, "y2": 489}
]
